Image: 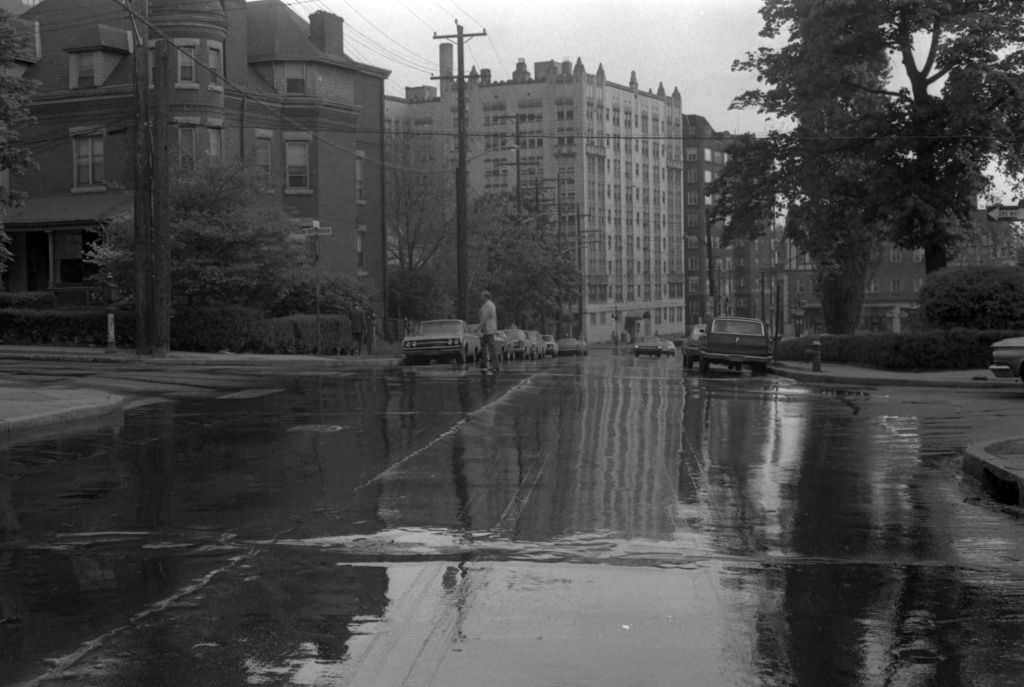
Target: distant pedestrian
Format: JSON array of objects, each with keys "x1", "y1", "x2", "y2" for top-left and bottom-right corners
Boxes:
[
  {"x1": 478, "y1": 290, "x2": 500, "y2": 372},
  {"x1": 366, "y1": 309, "x2": 376, "y2": 355},
  {"x1": 350, "y1": 306, "x2": 364, "y2": 355}
]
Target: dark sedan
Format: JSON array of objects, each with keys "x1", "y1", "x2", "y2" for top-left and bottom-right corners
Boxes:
[{"x1": 556, "y1": 337, "x2": 588, "y2": 356}]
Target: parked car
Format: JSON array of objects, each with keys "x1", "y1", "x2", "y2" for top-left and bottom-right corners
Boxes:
[
  {"x1": 503, "y1": 327, "x2": 532, "y2": 360},
  {"x1": 493, "y1": 329, "x2": 512, "y2": 361},
  {"x1": 658, "y1": 339, "x2": 677, "y2": 357},
  {"x1": 681, "y1": 324, "x2": 707, "y2": 368},
  {"x1": 541, "y1": 334, "x2": 559, "y2": 357},
  {"x1": 698, "y1": 316, "x2": 773, "y2": 374},
  {"x1": 633, "y1": 336, "x2": 666, "y2": 358},
  {"x1": 557, "y1": 336, "x2": 588, "y2": 356},
  {"x1": 401, "y1": 319, "x2": 479, "y2": 365},
  {"x1": 989, "y1": 336, "x2": 1024, "y2": 382}
]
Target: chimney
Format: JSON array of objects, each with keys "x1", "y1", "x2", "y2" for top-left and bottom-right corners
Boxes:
[
  {"x1": 480, "y1": 68, "x2": 491, "y2": 85},
  {"x1": 439, "y1": 43, "x2": 454, "y2": 79},
  {"x1": 310, "y1": 11, "x2": 344, "y2": 56}
]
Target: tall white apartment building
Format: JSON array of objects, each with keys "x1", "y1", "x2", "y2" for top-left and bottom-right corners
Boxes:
[{"x1": 387, "y1": 49, "x2": 714, "y2": 343}]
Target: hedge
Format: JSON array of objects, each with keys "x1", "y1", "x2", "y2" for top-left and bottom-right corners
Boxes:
[
  {"x1": 0, "y1": 306, "x2": 357, "y2": 354},
  {"x1": 774, "y1": 329, "x2": 1024, "y2": 371}
]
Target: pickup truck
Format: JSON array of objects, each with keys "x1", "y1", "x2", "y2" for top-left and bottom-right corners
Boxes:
[
  {"x1": 401, "y1": 319, "x2": 480, "y2": 365},
  {"x1": 698, "y1": 316, "x2": 773, "y2": 374}
]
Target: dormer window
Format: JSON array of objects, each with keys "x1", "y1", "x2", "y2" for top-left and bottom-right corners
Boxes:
[
  {"x1": 70, "y1": 51, "x2": 97, "y2": 88},
  {"x1": 64, "y1": 25, "x2": 131, "y2": 89}
]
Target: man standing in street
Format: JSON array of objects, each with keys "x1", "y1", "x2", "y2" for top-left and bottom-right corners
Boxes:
[{"x1": 479, "y1": 290, "x2": 500, "y2": 373}]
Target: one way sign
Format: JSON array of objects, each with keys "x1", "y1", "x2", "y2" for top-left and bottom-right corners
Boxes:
[{"x1": 986, "y1": 205, "x2": 1024, "y2": 222}]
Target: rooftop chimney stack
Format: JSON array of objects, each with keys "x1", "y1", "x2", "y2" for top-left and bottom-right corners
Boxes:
[{"x1": 310, "y1": 11, "x2": 344, "y2": 56}]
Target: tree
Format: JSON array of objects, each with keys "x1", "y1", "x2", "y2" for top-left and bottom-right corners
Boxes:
[
  {"x1": 86, "y1": 161, "x2": 310, "y2": 310},
  {"x1": 384, "y1": 130, "x2": 453, "y2": 273},
  {"x1": 733, "y1": 0, "x2": 1024, "y2": 274},
  {"x1": 0, "y1": 9, "x2": 37, "y2": 270},
  {"x1": 470, "y1": 194, "x2": 580, "y2": 329},
  {"x1": 713, "y1": 1, "x2": 891, "y2": 333}
]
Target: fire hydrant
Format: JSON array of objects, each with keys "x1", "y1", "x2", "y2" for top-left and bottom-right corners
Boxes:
[{"x1": 808, "y1": 338, "x2": 822, "y2": 372}]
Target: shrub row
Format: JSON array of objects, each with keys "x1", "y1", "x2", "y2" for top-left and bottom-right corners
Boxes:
[
  {"x1": 0, "y1": 306, "x2": 358, "y2": 354},
  {"x1": 0, "y1": 292, "x2": 57, "y2": 309},
  {"x1": 774, "y1": 329, "x2": 1024, "y2": 371}
]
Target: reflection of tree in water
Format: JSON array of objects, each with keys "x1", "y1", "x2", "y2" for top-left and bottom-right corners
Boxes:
[{"x1": 106, "y1": 552, "x2": 389, "y2": 685}]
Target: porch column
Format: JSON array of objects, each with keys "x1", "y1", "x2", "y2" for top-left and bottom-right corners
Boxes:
[{"x1": 46, "y1": 229, "x2": 54, "y2": 289}]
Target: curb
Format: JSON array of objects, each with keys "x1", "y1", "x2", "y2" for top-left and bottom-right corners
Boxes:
[
  {"x1": 0, "y1": 393, "x2": 127, "y2": 445},
  {"x1": 962, "y1": 441, "x2": 1024, "y2": 507},
  {"x1": 0, "y1": 348, "x2": 403, "y2": 368},
  {"x1": 768, "y1": 364, "x2": 1020, "y2": 389}
]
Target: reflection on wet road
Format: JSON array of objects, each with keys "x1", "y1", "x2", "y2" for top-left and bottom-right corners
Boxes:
[{"x1": 2, "y1": 352, "x2": 1023, "y2": 686}]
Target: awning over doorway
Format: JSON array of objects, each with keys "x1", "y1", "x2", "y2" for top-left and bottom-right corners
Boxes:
[{"x1": 3, "y1": 191, "x2": 132, "y2": 229}]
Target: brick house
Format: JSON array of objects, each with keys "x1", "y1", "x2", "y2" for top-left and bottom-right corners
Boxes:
[{"x1": 4, "y1": 0, "x2": 388, "y2": 309}]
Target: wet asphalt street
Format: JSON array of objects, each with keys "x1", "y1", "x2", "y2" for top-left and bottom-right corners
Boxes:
[{"x1": 1, "y1": 350, "x2": 1023, "y2": 686}]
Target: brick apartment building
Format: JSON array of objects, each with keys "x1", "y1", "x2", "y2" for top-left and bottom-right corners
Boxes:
[{"x1": 2, "y1": 0, "x2": 388, "y2": 309}]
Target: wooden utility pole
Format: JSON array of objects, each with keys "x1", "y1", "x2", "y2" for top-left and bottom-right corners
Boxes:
[
  {"x1": 433, "y1": 22, "x2": 485, "y2": 321},
  {"x1": 128, "y1": 0, "x2": 169, "y2": 355},
  {"x1": 130, "y1": 0, "x2": 153, "y2": 354},
  {"x1": 152, "y1": 39, "x2": 170, "y2": 355}
]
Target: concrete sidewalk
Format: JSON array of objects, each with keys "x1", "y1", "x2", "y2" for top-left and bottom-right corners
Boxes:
[{"x1": 0, "y1": 345, "x2": 1019, "y2": 507}]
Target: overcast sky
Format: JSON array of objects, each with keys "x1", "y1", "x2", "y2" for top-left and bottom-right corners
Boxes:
[{"x1": 305, "y1": 0, "x2": 777, "y2": 135}]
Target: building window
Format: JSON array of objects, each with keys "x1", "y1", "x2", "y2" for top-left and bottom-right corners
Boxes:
[
  {"x1": 70, "y1": 51, "x2": 96, "y2": 88},
  {"x1": 73, "y1": 133, "x2": 104, "y2": 187},
  {"x1": 355, "y1": 149, "x2": 365, "y2": 202},
  {"x1": 285, "y1": 62, "x2": 306, "y2": 94},
  {"x1": 208, "y1": 43, "x2": 223, "y2": 87},
  {"x1": 255, "y1": 135, "x2": 272, "y2": 186},
  {"x1": 178, "y1": 127, "x2": 196, "y2": 168},
  {"x1": 356, "y1": 226, "x2": 366, "y2": 270},
  {"x1": 686, "y1": 191, "x2": 698, "y2": 206},
  {"x1": 178, "y1": 45, "x2": 197, "y2": 83},
  {"x1": 285, "y1": 140, "x2": 310, "y2": 189},
  {"x1": 208, "y1": 128, "x2": 222, "y2": 161},
  {"x1": 890, "y1": 246, "x2": 902, "y2": 263},
  {"x1": 688, "y1": 276, "x2": 700, "y2": 293},
  {"x1": 685, "y1": 147, "x2": 697, "y2": 161},
  {"x1": 891, "y1": 279, "x2": 901, "y2": 293}
]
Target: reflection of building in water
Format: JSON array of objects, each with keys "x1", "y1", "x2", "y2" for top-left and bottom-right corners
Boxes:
[{"x1": 548, "y1": 373, "x2": 682, "y2": 540}]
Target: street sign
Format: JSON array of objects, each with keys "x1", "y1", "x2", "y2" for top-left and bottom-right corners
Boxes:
[
  {"x1": 301, "y1": 219, "x2": 333, "y2": 236},
  {"x1": 986, "y1": 206, "x2": 1024, "y2": 222}
]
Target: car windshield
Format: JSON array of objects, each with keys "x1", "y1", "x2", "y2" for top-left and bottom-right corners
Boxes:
[
  {"x1": 711, "y1": 319, "x2": 764, "y2": 336},
  {"x1": 418, "y1": 321, "x2": 461, "y2": 336},
  {"x1": 542, "y1": 335, "x2": 554, "y2": 342},
  {"x1": 506, "y1": 329, "x2": 526, "y2": 340}
]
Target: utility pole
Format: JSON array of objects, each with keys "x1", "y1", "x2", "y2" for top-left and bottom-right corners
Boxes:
[
  {"x1": 433, "y1": 22, "x2": 485, "y2": 321},
  {"x1": 129, "y1": 0, "x2": 153, "y2": 354},
  {"x1": 152, "y1": 39, "x2": 170, "y2": 355},
  {"x1": 126, "y1": 0, "x2": 169, "y2": 356}
]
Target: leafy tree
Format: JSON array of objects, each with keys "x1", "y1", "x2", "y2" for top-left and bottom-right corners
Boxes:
[
  {"x1": 0, "y1": 9, "x2": 37, "y2": 270},
  {"x1": 470, "y1": 195, "x2": 580, "y2": 330},
  {"x1": 733, "y1": 0, "x2": 1024, "y2": 274},
  {"x1": 87, "y1": 161, "x2": 311, "y2": 310},
  {"x1": 387, "y1": 267, "x2": 451, "y2": 321},
  {"x1": 713, "y1": 2, "x2": 890, "y2": 333}
]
